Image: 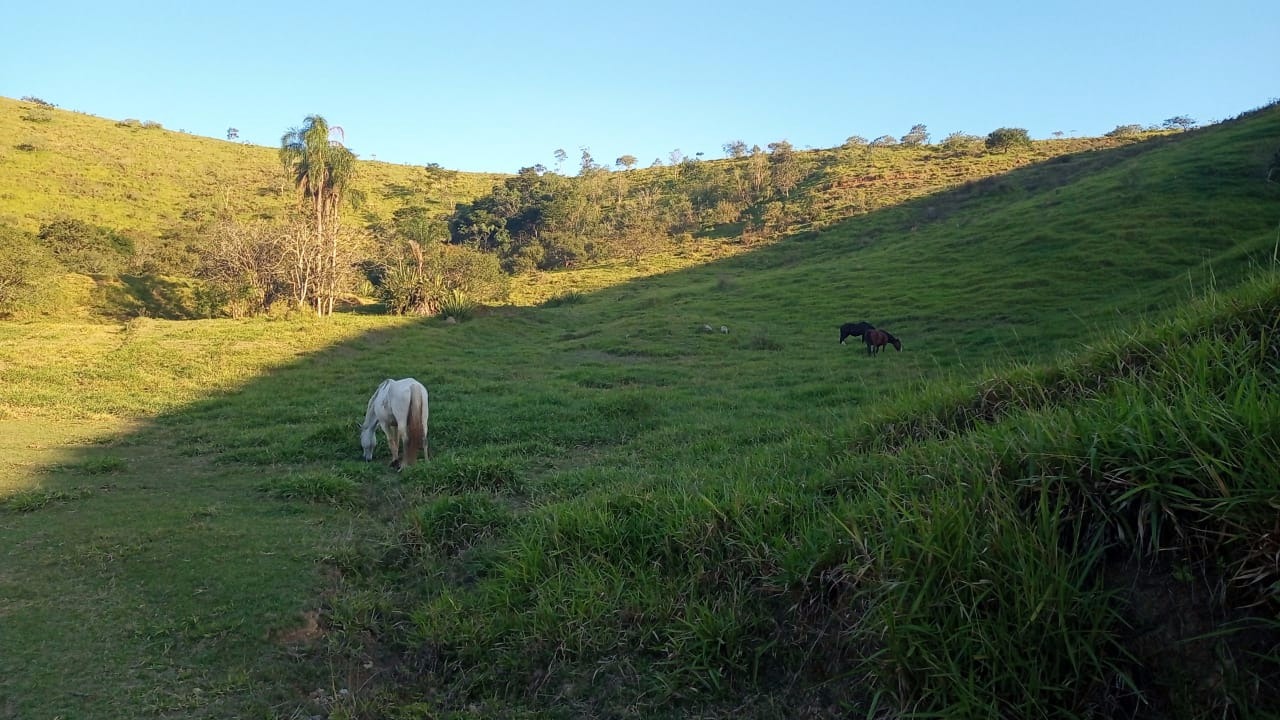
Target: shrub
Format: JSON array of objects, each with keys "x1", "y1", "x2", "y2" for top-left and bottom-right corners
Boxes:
[
  {"x1": 437, "y1": 290, "x2": 478, "y2": 321},
  {"x1": 985, "y1": 127, "x2": 1032, "y2": 153},
  {"x1": 541, "y1": 290, "x2": 585, "y2": 307},
  {"x1": 0, "y1": 227, "x2": 64, "y2": 317},
  {"x1": 36, "y1": 218, "x2": 134, "y2": 275},
  {"x1": 1105, "y1": 124, "x2": 1145, "y2": 138},
  {"x1": 378, "y1": 243, "x2": 508, "y2": 315},
  {"x1": 941, "y1": 132, "x2": 983, "y2": 153}
]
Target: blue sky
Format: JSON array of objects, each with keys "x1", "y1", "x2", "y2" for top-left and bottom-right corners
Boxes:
[{"x1": 2, "y1": 0, "x2": 1275, "y2": 173}]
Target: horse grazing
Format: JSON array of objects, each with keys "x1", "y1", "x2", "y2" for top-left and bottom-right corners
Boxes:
[
  {"x1": 864, "y1": 328, "x2": 901, "y2": 355},
  {"x1": 360, "y1": 378, "x2": 430, "y2": 469},
  {"x1": 839, "y1": 321, "x2": 876, "y2": 345}
]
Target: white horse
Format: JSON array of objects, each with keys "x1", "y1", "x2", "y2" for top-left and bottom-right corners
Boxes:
[{"x1": 360, "y1": 378, "x2": 430, "y2": 469}]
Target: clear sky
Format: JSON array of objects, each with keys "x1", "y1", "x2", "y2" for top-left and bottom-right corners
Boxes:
[{"x1": 2, "y1": 0, "x2": 1275, "y2": 174}]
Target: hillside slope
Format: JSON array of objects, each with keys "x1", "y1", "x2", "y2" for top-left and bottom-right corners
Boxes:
[
  {"x1": 0, "y1": 103, "x2": 1277, "y2": 719},
  {"x1": 3, "y1": 93, "x2": 1161, "y2": 301},
  {"x1": 0, "y1": 95, "x2": 501, "y2": 236}
]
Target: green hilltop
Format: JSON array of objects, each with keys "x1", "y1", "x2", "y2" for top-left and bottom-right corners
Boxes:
[
  {"x1": 0, "y1": 96, "x2": 1278, "y2": 719},
  {"x1": 0, "y1": 95, "x2": 501, "y2": 236}
]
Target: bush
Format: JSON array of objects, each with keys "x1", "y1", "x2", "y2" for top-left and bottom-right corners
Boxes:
[
  {"x1": 941, "y1": 132, "x2": 983, "y2": 153},
  {"x1": 985, "y1": 127, "x2": 1032, "y2": 153},
  {"x1": 0, "y1": 226, "x2": 64, "y2": 317},
  {"x1": 1105, "y1": 124, "x2": 1145, "y2": 138},
  {"x1": 378, "y1": 243, "x2": 509, "y2": 315},
  {"x1": 541, "y1": 290, "x2": 585, "y2": 307},
  {"x1": 437, "y1": 290, "x2": 478, "y2": 321},
  {"x1": 36, "y1": 218, "x2": 134, "y2": 275}
]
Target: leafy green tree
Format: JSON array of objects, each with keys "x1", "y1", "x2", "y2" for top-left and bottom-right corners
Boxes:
[
  {"x1": 984, "y1": 127, "x2": 1031, "y2": 152},
  {"x1": 767, "y1": 141, "x2": 801, "y2": 199},
  {"x1": 900, "y1": 124, "x2": 930, "y2": 146},
  {"x1": 615, "y1": 155, "x2": 637, "y2": 170},
  {"x1": 392, "y1": 205, "x2": 448, "y2": 246},
  {"x1": 870, "y1": 135, "x2": 898, "y2": 147},
  {"x1": 579, "y1": 147, "x2": 601, "y2": 176},
  {"x1": 747, "y1": 145, "x2": 769, "y2": 200},
  {"x1": 1162, "y1": 116, "x2": 1196, "y2": 131},
  {"x1": 279, "y1": 115, "x2": 362, "y2": 315},
  {"x1": 723, "y1": 140, "x2": 748, "y2": 158}
]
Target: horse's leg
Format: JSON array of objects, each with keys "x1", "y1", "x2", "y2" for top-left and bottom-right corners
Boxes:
[{"x1": 385, "y1": 422, "x2": 401, "y2": 468}]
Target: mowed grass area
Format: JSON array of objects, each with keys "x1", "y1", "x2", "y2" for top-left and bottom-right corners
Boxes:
[{"x1": 2, "y1": 105, "x2": 1279, "y2": 719}]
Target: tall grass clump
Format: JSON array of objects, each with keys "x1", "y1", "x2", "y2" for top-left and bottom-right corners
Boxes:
[
  {"x1": 437, "y1": 290, "x2": 479, "y2": 321},
  {"x1": 821, "y1": 272, "x2": 1280, "y2": 716}
]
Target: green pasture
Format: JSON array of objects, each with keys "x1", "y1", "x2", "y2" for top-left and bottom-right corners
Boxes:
[{"x1": 2, "y1": 104, "x2": 1278, "y2": 718}]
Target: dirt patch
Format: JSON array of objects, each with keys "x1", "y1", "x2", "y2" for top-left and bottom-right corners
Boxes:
[
  {"x1": 1107, "y1": 558, "x2": 1280, "y2": 716},
  {"x1": 276, "y1": 609, "x2": 324, "y2": 645}
]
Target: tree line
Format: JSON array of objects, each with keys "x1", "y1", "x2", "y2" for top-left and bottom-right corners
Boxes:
[{"x1": 0, "y1": 115, "x2": 1188, "y2": 320}]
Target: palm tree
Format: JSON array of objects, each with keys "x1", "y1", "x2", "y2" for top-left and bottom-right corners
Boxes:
[{"x1": 279, "y1": 115, "x2": 360, "y2": 315}]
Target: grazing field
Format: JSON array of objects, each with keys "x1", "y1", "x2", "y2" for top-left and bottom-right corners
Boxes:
[{"x1": 2, "y1": 104, "x2": 1279, "y2": 719}]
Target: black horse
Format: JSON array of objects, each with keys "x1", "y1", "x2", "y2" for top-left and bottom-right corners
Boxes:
[
  {"x1": 839, "y1": 321, "x2": 876, "y2": 345},
  {"x1": 864, "y1": 328, "x2": 901, "y2": 355}
]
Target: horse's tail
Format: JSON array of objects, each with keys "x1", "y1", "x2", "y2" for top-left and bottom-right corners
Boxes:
[{"x1": 404, "y1": 382, "x2": 427, "y2": 466}]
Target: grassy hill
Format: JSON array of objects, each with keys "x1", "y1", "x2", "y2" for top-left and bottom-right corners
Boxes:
[
  {"x1": 2, "y1": 94, "x2": 1172, "y2": 318},
  {"x1": 0, "y1": 101, "x2": 1278, "y2": 719},
  {"x1": 0, "y1": 95, "x2": 502, "y2": 237}
]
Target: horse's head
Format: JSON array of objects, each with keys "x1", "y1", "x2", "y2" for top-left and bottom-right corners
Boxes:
[{"x1": 889, "y1": 335, "x2": 902, "y2": 351}]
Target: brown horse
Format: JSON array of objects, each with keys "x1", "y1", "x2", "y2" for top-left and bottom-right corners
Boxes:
[{"x1": 864, "y1": 328, "x2": 901, "y2": 355}]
